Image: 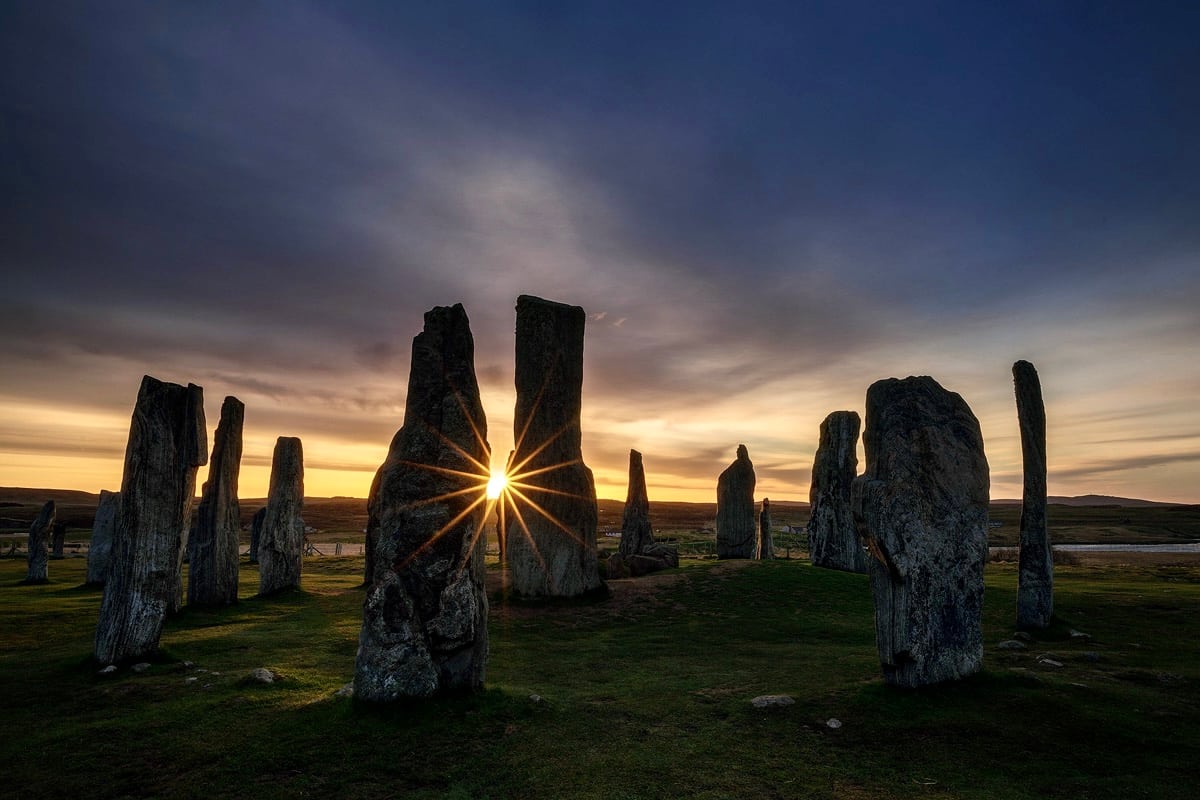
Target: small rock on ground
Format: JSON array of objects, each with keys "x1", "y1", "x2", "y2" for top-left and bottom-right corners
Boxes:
[
  {"x1": 826, "y1": 718, "x2": 843, "y2": 729},
  {"x1": 998, "y1": 640, "x2": 1028, "y2": 650},
  {"x1": 250, "y1": 668, "x2": 277, "y2": 684},
  {"x1": 1013, "y1": 631, "x2": 1033, "y2": 642},
  {"x1": 98, "y1": 665, "x2": 118, "y2": 676},
  {"x1": 131, "y1": 663, "x2": 151, "y2": 673},
  {"x1": 334, "y1": 683, "x2": 354, "y2": 698},
  {"x1": 1037, "y1": 657, "x2": 1064, "y2": 668},
  {"x1": 750, "y1": 695, "x2": 795, "y2": 708}
]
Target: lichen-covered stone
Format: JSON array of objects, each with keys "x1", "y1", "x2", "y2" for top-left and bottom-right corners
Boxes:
[
  {"x1": 507, "y1": 295, "x2": 603, "y2": 597},
  {"x1": 258, "y1": 437, "x2": 304, "y2": 595},
  {"x1": 851, "y1": 376, "x2": 989, "y2": 688},
  {"x1": 95, "y1": 376, "x2": 207, "y2": 664},
  {"x1": 1014, "y1": 360, "x2": 1052, "y2": 629},
  {"x1": 355, "y1": 304, "x2": 490, "y2": 699},
  {"x1": 188, "y1": 395, "x2": 244, "y2": 607},
  {"x1": 25, "y1": 500, "x2": 54, "y2": 584},
  {"x1": 716, "y1": 445, "x2": 756, "y2": 559},
  {"x1": 86, "y1": 490, "x2": 119, "y2": 585},
  {"x1": 808, "y1": 411, "x2": 868, "y2": 573},
  {"x1": 757, "y1": 498, "x2": 774, "y2": 560}
]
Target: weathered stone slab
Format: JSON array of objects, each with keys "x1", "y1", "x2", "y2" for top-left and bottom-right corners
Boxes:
[
  {"x1": 355, "y1": 304, "x2": 490, "y2": 699},
  {"x1": 188, "y1": 395, "x2": 244, "y2": 607},
  {"x1": 851, "y1": 376, "x2": 989, "y2": 688},
  {"x1": 24, "y1": 500, "x2": 54, "y2": 584},
  {"x1": 506, "y1": 295, "x2": 603, "y2": 597},
  {"x1": 86, "y1": 490, "x2": 119, "y2": 585},
  {"x1": 716, "y1": 445, "x2": 756, "y2": 559},
  {"x1": 619, "y1": 450, "x2": 653, "y2": 557},
  {"x1": 808, "y1": 411, "x2": 868, "y2": 573},
  {"x1": 258, "y1": 437, "x2": 304, "y2": 595},
  {"x1": 757, "y1": 498, "x2": 774, "y2": 560},
  {"x1": 1014, "y1": 360, "x2": 1052, "y2": 629},
  {"x1": 95, "y1": 376, "x2": 207, "y2": 664}
]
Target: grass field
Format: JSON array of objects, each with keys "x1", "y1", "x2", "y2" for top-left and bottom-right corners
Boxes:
[{"x1": 2, "y1": 553, "x2": 1198, "y2": 799}]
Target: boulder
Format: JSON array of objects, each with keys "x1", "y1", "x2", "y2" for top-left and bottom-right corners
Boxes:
[
  {"x1": 95, "y1": 376, "x2": 207, "y2": 664},
  {"x1": 355, "y1": 304, "x2": 490, "y2": 699},
  {"x1": 86, "y1": 490, "x2": 120, "y2": 585},
  {"x1": 716, "y1": 445, "x2": 756, "y2": 559},
  {"x1": 851, "y1": 376, "x2": 989, "y2": 688},
  {"x1": 757, "y1": 498, "x2": 774, "y2": 560},
  {"x1": 188, "y1": 395, "x2": 245, "y2": 607},
  {"x1": 24, "y1": 500, "x2": 54, "y2": 584},
  {"x1": 258, "y1": 437, "x2": 304, "y2": 595},
  {"x1": 1014, "y1": 360, "x2": 1052, "y2": 629},
  {"x1": 808, "y1": 411, "x2": 868, "y2": 573},
  {"x1": 506, "y1": 295, "x2": 603, "y2": 597}
]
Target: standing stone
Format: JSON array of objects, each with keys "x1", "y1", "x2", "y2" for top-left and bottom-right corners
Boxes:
[
  {"x1": 258, "y1": 437, "x2": 304, "y2": 595},
  {"x1": 95, "y1": 376, "x2": 207, "y2": 665},
  {"x1": 86, "y1": 490, "x2": 120, "y2": 586},
  {"x1": 619, "y1": 450, "x2": 653, "y2": 557},
  {"x1": 24, "y1": 500, "x2": 54, "y2": 584},
  {"x1": 249, "y1": 507, "x2": 265, "y2": 563},
  {"x1": 1014, "y1": 360, "x2": 1052, "y2": 629},
  {"x1": 716, "y1": 445, "x2": 756, "y2": 559},
  {"x1": 51, "y1": 521, "x2": 67, "y2": 558},
  {"x1": 613, "y1": 450, "x2": 678, "y2": 577},
  {"x1": 507, "y1": 295, "x2": 603, "y2": 597},
  {"x1": 851, "y1": 376, "x2": 989, "y2": 688},
  {"x1": 356, "y1": 303, "x2": 490, "y2": 699},
  {"x1": 188, "y1": 396, "x2": 245, "y2": 607},
  {"x1": 808, "y1": 411, "x2": 869, "y2": 573},
  {"x1": 757, "y1": 498, "x2": 774, "y2": 560}
]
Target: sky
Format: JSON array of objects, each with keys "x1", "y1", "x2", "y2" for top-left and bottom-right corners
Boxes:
[{"x1": 2, "y1": 1, "x2": 1198, "y2": 504}]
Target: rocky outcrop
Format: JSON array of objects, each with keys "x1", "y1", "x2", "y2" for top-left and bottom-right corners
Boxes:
[
  {"x1": 24, "y1": 500, "x2": 54, "y2": 584},
  {"x1": 95, "y1": 376, "x2": 207, "y2": 664},
  {"x1": 506, "y1": 295, "x2": 603, "y2": 597},
  {"x1": 1014, "y1": 360, "x2": 1052, "y2": 629},
  {"x1": 851, "y1": 376, "x2": 989, "y2": 688},
  {"x1": 257, "y1": 437, "x2": 304, "y2": 596},
  {"x1": 716, "y1": 445, "x2": 756, "y2": 559},
  {"x1": 249, "y1": 507, "x2": 265, "y2": 563},
  {"x1": 355, "y1": 304, "x2": 491, "y2": 699},
  {"x1": 808, "y1": 411, "x2": 868, "y2": 573},
  {"x1": 86, "y1": 490, "x2": 120, "y2": 585},
  {"x1": 188, "y1": 396, "x2": 244, "y2": 607},
  {"x1": 757, "y1": 499, "x2": 774, "y2": 560}
]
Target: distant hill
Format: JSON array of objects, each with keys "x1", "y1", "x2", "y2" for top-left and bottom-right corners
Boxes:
[
  {"x1": 0, "y1": 487, "x2": 101, "y2": 505},
  {"x1": 992, "y1": 494, "x2": 1183, "y2": 508}
]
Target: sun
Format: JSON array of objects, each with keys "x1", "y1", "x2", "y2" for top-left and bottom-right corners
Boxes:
[{"x1": 486, "y1": 469, "x2": 508, "y2": 500}]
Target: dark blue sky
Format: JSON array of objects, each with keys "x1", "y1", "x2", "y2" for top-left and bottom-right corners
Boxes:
[{"x1": 3, "y1": 1, "x2": 1198, "y2": 500}]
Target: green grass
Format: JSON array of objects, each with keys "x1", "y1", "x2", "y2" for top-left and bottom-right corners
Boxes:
[{"x1": 2, "y1": 555, "x2": 1198, "y2": 799}]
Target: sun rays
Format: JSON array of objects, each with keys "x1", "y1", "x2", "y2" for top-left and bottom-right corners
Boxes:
[{"x1": 384, "y1": 380, "x2": 592, "y2": 582}]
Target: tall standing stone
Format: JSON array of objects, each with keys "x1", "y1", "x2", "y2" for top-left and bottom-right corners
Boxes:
[
  {"x1": 258, "y1": 437, "x2": 304, "y2": 596},
  {"x1": 851, "y1": 376, "x2": 989, "y2": 688},
  {"x1": 95, "y1": 376, "x2": 207, "y2": 665},
  {"x1": 757, "y1": 498, "x2": 774, "y2": 560},
  {"x1": 249, "y1": 507, "x2": 265, "y2": 563},
  {"x1": 808, "y1": 411, "x2": 868, "y2": 573},
  {"x1": 716, "y1": 445, "x2": 756, "y2": 559},
  {"x1": 619, "y1": 450, "x2": 653, "y2": 558},
  {"x1": 1014, "y1": 360, "x2": 1052, "y2": 629},
  {"x1": 51, "y1": 521, "x2": 67, "y2": 558},
  {"x1": 188, "y1": 396, "x2": 245, "y2": 607},
  {"x1": 355, "y1": 303, "x2": 491, "y2": 699},
  {"x1": 24, "y1": 500, "x2": 54, "y2": 584},
  {"x1": 507, "y1": 295, "x2": 603, "y2": 597},
  {"x1": 86, "y1": 490, "x2": 120, "y2": 586}
]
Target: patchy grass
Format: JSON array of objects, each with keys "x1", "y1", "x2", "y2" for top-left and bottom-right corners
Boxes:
[{"x1": 1, "y1": 555, "x2": 1198, "y2": 799}]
